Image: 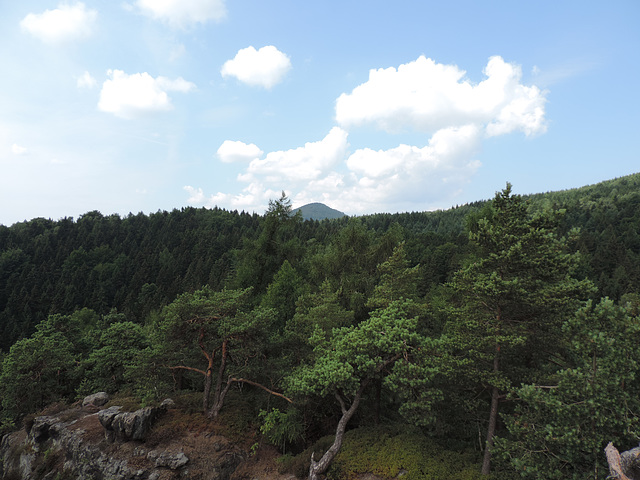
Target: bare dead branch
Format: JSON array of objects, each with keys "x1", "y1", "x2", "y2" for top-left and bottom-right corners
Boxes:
[
  {"x1": 167, "y1": 365, "x2": 207, "y2": 376},
  {"x1": 228, "y1": 377, "x2": 293, "y2": 403}
]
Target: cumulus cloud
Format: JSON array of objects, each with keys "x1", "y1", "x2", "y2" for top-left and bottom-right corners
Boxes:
[
  {"x1": 187, "y1": 128, "x2": 348, "y2": 210},
  {"x1": 335, "y1": 55, "x2": 547, "y2": 136},
  {"x1": 77, "y1": 71, "x2": 97, "y2": 89},
  {"x1": 221, "y1": 46, "x2": 292, "y2": 89},
  {"x1": 238, "y1": 127, "x2": 348, "y2": 183},
  {"x1": 98, "y1": 70, "x2": 196, "y2": 119},
  {"x1": 187, "y1": 56, "x2": 547, "y2": 215},
  {"x1": 217, "y1": 141, "x2": 263, "y2": 163},
  {"x1": 135, "y1": 0, "x2": 226, "y2": 28},
  {"x1": 20, "y1": 2, "x2": 97, "y2": 43},
  {"x1": 186, "y1": 127, "x2": 480, "y2": 214}
]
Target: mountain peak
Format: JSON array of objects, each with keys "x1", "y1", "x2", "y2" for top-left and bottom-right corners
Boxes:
[{"x1": 293, "y1": 202, "x2": 346, "y2": 220}]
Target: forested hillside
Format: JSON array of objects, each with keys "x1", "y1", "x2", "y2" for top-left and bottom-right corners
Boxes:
[{"x1": 1, "y1": 176, "x2": 640, "y2": 479}]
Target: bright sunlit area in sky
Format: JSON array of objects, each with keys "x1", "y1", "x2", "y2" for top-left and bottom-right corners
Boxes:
[{"x1": 1, "y1": 1, "x2": 639, "y2": 225}]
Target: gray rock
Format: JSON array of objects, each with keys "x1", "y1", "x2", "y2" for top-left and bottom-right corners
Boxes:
[
  {"x1": 99, "y1": 405, "x2": 164, "y2": 442},
  {"x1": 147, "y1": 450, "x2": 189, "y2": 469},
  {"x1": 98, "y1": 406, "x2": 122, "y2": 429},
  {"x1": 83, "y1": 391, "x2": 110, "y2": 408},
  {"x1": 98, "y1": 406, "x2": 122, "y2": 442},
  {"x1": 2, "y1": 412, "x2": 147, "y2": 480},
  {"x1": 112, "y1": 407, "x2": 159, "y2": 441}
]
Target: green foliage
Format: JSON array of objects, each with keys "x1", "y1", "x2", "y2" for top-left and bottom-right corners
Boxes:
[
  {"x1": 259, "y1": 407, "x2": 305, "y2": 452},
  {"x1": 287, "y1": 299, "x2": 426, "y2": 399},
  {"x1": 495, "y1": 298, "x2": 640, "y2": 480},
  {"x1": 284, "y1": 281, "x2": 354, "y2": 365},
  {"x1": 445, "y1": 184, "x2": 596, "y2": 473},
  {"x1": 281, "y1": 425, "x2": 491, "y2": 480},
  {"x1": 3, "y1": 177, "x2": 640, "y2": 479},
  {"x1": 309, "y1": 218, "x2": 382, "y2": 320},
  {"x1": 143, "y1": 285, "x2": 277, "y2": 416},
  {"x1": 78, "y1": 320, "x2": 148, "y2": 395},
  {"x1": 261, "y1": 260, "x2": 308, "y2": 330},
  {"x1": 366, "y1": 242, "x2": 420, "y2": 309},
  {"x1": 0, "y1": 327, "x2": 77, "y2": 421},
  {"x1": 448, "y1": 184, "x2": 594, "y2": 379},
  {"x1": 124, "y1": 344, "x2": 173, "y2": 406},
  {"x1": 232, "y1": 192, "x2": 304, "y2": 294}
]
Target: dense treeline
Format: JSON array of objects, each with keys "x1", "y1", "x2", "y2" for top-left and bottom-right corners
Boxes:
[
  {"x1": 0, "y1": 198, "x2": 475, "y2": 351},
  {"x1": 1, "y1": 175, "x2": 640, "y2": 479}
]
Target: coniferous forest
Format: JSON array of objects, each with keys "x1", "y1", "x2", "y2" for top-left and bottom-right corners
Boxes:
[{"x1": 2, "y1": 174, "x2": 640, "y2": 479}]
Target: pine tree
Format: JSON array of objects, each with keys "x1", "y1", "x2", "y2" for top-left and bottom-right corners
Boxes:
[{"x1": 446, "y1": 184, "x2": 595, "y2": 474}]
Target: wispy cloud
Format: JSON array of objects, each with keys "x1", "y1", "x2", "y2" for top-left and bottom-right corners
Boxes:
[
  {"x1": 11, "y1": 144, "x2": 28, "y2": 155},
  {"x1": 530, "y1": 58, "x2": 600, "y2": 88},
  {"x1": 76, "y1": 71, "x2": 97, "y2": 89},
  {"x1": 135, "y1": 0, "x2": 227, "y2": 29}
]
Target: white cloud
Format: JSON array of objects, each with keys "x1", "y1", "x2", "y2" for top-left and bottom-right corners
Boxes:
[
  {"x1": 184, "y1": 186, "x2": 205, "y2": 203},
  {"x1": 221, "y1": 46, "x2": 292, "y2": 89},
  {"x1": 98, "y1": 70, "x2": 196, "y2": 119},
  {"x1": 155, "y1": 76, "x2": 197, "y2": 93},
  {"x1": 343, "y1": 124, "x2": 482, "y2": 206},
  {"x1": 11, "y1": 144, "x2": 28, "y2": 155},
  {"x1": 135, "y1": 0, "x2": 226, "y2": 28},
  {"x1": 238, "y1": 127, "x2": 348, "y2": 183},
  {"x1": 194, "y1": 183, "x2": 283, "y2": 212},
  {"x1": 217, "y1": 141, "x2": 263, "y2": 163},
  {"x1": 335, "y1": 55, "x2": 547, "y2": 136},
  {"x1": 20, "y1": 2, "x2": 97, "y2": 43},
  {"x1": 186, "y1": 126, "x2": 481, "y2": 214},
  {"x1": 77, "y1": 71, "x2": 97, "y2": 89},
  {"x1": 188, "y1": 56, "x2": 547, "y2": 215},
  {"x1": 187, "y1": 128, "x2": 348, "y2": 210}
]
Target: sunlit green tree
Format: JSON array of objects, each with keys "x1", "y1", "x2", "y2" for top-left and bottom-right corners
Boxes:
[{"x1": 446, "y1": 184, "x2": 595, "y2": 474}]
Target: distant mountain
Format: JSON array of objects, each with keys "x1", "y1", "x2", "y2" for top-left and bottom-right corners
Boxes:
[{"x1": 293, "y1": 202, "x2": 346, "y2": 220}]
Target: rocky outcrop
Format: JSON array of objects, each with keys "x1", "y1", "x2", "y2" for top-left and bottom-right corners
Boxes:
[
  {"x1": 0, "y1": 401, "x2": 188, "y2": 480},
  {"x1": 98, "y1": 400, "x2": 171, "y2": 443},
  {"x1": 1, "y1": 413, "x2": 142, "y2": 480},
  {"x1": 0, "y1": 400, "x2": 288, "y2": 480}
]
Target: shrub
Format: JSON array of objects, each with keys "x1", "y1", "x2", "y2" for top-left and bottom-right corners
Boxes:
[{"x1": 279, "y1": 424, "x2": 493, "y2": 480}]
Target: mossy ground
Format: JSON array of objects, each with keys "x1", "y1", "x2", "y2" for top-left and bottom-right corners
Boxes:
[{"x1": 278, "y1": 424, "x2": 508, "y2": 480}]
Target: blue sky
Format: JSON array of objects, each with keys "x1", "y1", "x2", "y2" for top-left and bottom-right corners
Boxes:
[{"x1": 1, "y1": 1, "x2": 638, "y2": 226}]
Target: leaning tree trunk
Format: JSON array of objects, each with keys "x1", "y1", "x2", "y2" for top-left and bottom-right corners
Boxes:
[{"x1": 308, "y1": 384, "x2": 367, "y2": 480}]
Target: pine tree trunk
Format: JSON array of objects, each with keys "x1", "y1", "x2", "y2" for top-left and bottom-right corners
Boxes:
[
  {"x1": 208, "y1": 339, "x2": 229, "y2": 419},
  {"x1": 202, "y1": 369, "x2": 212, "y2": 413},
  {"x1": 482, "y1": 349, "x2": 501, "y2": 475},
  {"x1": 208, "y1": 381, "x2": 232, "y2": 419},
  {"x1": 308, "y1": 386, "x2": 366, "y2": 480}
]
